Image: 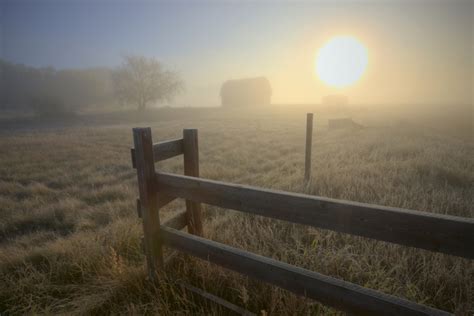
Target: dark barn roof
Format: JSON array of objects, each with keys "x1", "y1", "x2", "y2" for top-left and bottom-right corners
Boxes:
[{"x1": 220, "y1": 77, "x2": 271, "y2": 107}]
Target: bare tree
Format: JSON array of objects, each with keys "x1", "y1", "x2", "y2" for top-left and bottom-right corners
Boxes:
[{"x1": 112, "y1": 55, "x2": 183, "y2": 111}]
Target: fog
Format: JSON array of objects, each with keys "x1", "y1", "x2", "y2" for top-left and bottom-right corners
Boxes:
[
  {"x1": 0, "y1": 0, "x2": 472, "y2": 137},
  {"x1": 1, "y1": 1, "x2": 473, "y2": 314}
]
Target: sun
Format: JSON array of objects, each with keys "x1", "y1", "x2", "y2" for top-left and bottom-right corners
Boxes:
[{"x1": 316, "y1": 36, "x2": 368, "y2": 88}]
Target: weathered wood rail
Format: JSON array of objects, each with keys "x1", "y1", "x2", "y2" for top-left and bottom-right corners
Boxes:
[{"x1": 131, "y1": 127, "x2": 473, "y2": 316}]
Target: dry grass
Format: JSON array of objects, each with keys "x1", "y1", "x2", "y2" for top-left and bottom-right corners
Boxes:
[{"x1": 0, "y1": 106, "x2": 472, "y2": 315}]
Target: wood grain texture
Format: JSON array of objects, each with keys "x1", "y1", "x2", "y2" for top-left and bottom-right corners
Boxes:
[
  {"x1": 156, "y1": 172, "x2": 474, "y2": 259},
  {"x1": 153, "y1": 138, "x2": 184, "y2": 161},
  {"x1": 131, "y1": 138, "x2": 183, "y2": 168},
  {"x1": 182, "y1": 129, "x2": 203, "y2": 236},
  {"x1": 161, "y1": 226, "x2": 451, "y2": 316},
  {"x1": 133, "y1": 128, "x2": 164, "y2": 278}
]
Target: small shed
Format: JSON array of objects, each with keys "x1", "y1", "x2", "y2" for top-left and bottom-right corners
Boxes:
[{"x1": 220, "y1": 77, "x2": 271, "y2": 107}]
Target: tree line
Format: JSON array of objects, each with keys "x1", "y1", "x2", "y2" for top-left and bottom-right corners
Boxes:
[{"x1": 0, "y1": 56, "x2": 183, "y2": 116}]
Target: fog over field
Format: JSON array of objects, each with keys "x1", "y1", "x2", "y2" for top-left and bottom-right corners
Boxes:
[{"x1": 0, "y1": 0, "x2": 472, "y2": 315}]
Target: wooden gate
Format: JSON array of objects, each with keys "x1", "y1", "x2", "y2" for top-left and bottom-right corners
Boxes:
[{"x1": 131, "y1": 127, "x2": 473, "y2": 316}]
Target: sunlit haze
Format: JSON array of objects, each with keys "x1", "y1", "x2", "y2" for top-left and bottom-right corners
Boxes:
[
  {"x1": 2, "y1": 0, "x2": 472, "y2": 106},
  {"x1": 1, "y1": 1, "x2": 473, "y2": 314},
  {"x1": 316, "y1": 36, "x2": 368, "y2": 88}
]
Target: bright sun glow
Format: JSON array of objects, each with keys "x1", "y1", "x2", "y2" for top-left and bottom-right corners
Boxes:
[{"x1": 316, "y1": 36, "x2": 368, "y2": 88}]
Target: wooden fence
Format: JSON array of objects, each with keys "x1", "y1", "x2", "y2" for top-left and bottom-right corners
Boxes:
[{"x1": 131, "y1": 127, "x2": 473, "y2": 316}]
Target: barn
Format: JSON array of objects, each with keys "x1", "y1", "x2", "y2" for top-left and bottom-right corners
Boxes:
[{"x1": 220, "y1": 77, "x2": 271, "y2": 107}]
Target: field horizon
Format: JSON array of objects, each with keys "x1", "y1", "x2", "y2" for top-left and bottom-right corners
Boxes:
[{"x1": 0, "y1": 106, "x2": 472, "y2": 315}]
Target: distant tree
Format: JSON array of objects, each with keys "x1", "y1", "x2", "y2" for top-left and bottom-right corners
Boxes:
[
  {"x1": 0, "y1": 59, "x2": 114, "y2": 112},
  {"x1": 112, "y1": 55, "x2": 183, "y2": 111}
]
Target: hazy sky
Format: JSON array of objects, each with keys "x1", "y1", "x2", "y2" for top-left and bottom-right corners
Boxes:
[{"x1": 2, "y1": 0, "x2": 473, "y2": 106}]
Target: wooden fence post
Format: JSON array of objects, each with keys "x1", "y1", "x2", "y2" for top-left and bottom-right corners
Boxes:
[
  {"x1": 183, "y1": 129, "x2": 203, "y2": 236},
  {"x1": 304, "y1": 113, "x2": 313, "y2": 182},
  {"x1": 133, "y1": 128, "x2": 163, "y2": 279}
]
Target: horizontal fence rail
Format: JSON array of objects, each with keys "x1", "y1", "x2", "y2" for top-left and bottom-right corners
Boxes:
[
  {"x1": 136, "y1": 195, "x2": 177, "y2": 219},
  {"x1": 179, "y1": 281, "x2": 256, "y2": 316},
  {"x1": 156, "y1": 172, "x2": 474, "y2": 259},
  {"x1": 131, "y1": 138, "x2": 184, "y2": 168},
  {"x1": 162, "y1": 210, "x2": 188, "y2": 230},
  {"x1": 161, "y1": 226, "x2": 451, "y2": 316},
  {"x1": 131, "y1": 127, "x2": 472, "y2": 315}
]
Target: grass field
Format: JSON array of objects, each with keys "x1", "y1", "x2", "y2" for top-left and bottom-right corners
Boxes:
[{"x1": 0, "y1": 106, "x2": 472, "y2": 315}]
